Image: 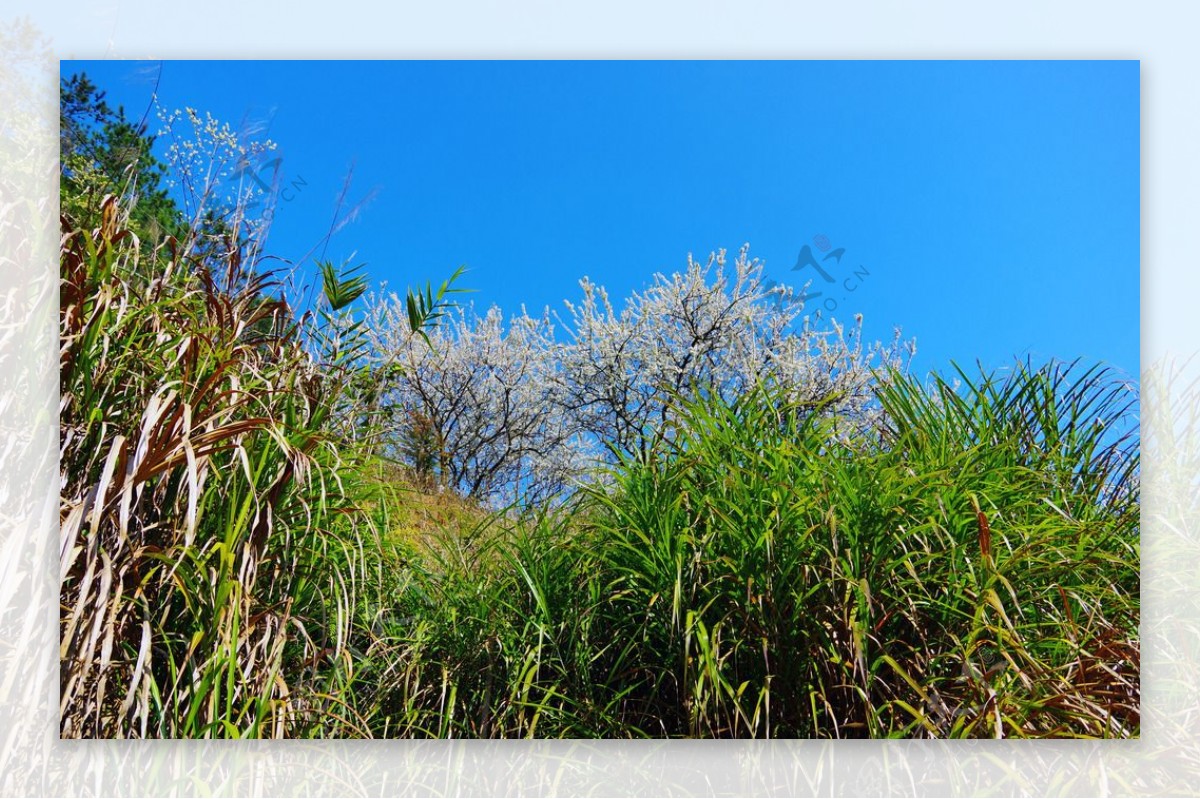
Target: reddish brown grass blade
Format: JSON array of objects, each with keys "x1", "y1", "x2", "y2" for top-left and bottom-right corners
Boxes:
[{"x1": 976, "y1": 509, "x2": 992, "y2": 565}]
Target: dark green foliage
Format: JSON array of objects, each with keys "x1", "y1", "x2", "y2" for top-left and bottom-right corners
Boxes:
[{"x1": 60, "y1": 72, "x2": 185, "y2": 246}]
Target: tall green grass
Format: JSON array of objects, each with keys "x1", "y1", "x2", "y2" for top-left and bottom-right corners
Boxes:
[
  {"x1": 60, "y1": 198, "x2": 1138, "y2": 738},
  {"x1": 575, "y1": 363, "x2": 1138, "y2": 737},
  {"x1": 59, "y1": 198, "x2": 382, "y2": 737},
  {"x1": 353, "y1": 362, "x2": 1138, "y2": 738}
]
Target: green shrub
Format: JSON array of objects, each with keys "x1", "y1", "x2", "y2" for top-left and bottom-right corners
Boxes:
[
  {"x1": 59, "y1": 197, "x2": 379, "y2": 737},
  {"x1": 578, "y1": 362, "x2": 1138, "y2": 737}
]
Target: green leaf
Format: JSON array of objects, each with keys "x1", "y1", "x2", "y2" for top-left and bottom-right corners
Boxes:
[
  {"x1": 319, "y1": 259, "x2": 368, "y2": 311},
  {"x1": 405, "y1": 264, "x2": 474, "y2": 344}
]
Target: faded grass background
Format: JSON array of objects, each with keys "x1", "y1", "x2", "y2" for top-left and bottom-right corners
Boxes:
[{"x1": 2, "y1": 2, "x2": 1198, "y2": 794}]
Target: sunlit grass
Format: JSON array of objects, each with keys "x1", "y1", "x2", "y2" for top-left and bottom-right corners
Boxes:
[
  {"x1": 59, "y1": 198, "x2": 381, "y2": 737},
  {"x1": 568, "y1": 364, "x2": 1139, "y2": 737},
  {"x1": 60, "y1": 197, "x2": 1138, "y2": 739},
  {"x1": 356, "y1": 363, "x2": 1138, "y2": 738}
]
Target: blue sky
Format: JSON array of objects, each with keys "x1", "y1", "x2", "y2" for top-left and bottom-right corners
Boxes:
[{"x1": 62, "y1": 60, "x2": 1140, "y2": 381}]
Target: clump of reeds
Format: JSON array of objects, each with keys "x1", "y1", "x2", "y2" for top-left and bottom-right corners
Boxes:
[
  {"x1": 352, "y1": 360, "x2": 1138, "y2": 739},
  {"x1": 59, "y1": 196, "x2": 380, "y2": 737},
  {"x1": 571, "y1": 362, "x2": 1139, "y2": 737}
]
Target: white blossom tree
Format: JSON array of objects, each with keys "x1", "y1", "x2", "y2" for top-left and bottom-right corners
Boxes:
[
  {"x1": 366, "y1": 302, "x2": 587, "y2": 506},
  {"x1": 366, "y1": 245, "x2": 914, "y2": 505},
  {"x1": 554, "y1": 245, "x2": 912, "y2": 459}
]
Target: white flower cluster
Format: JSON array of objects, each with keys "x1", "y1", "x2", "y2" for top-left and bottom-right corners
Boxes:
[
  {"x1": 367, "y1": 301, "x2": 588, "y2": 507},
  {"x1": 156, "y1": 105, "x2": 278, "y2": 245},
  {"x1": 366, "y1": 245, "x2": 915, "y2": 505},
  {"x1": 556, "y1": 245, "x2": 913, "y2": 454}
]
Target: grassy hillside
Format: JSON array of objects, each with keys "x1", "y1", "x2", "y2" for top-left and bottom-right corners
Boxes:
[{"x1": 59, "y1": 195, "x2": 1139, "y2": 739}]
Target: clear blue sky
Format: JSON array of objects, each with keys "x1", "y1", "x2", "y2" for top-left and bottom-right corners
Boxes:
[{"x1": 63, "y1": 60, "x2": 1140, "y2": 380}]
